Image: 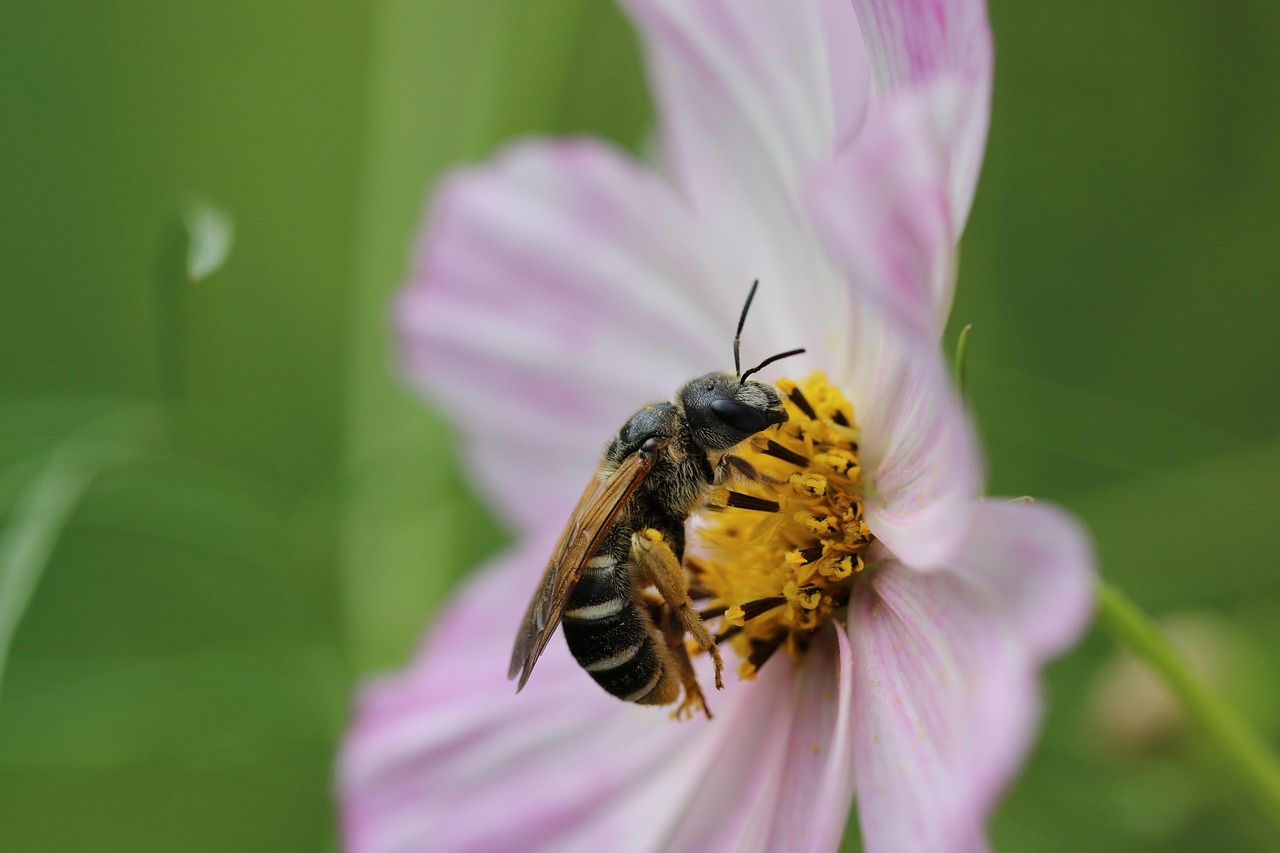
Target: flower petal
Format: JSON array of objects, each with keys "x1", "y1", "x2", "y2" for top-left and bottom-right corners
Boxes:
[
  {"x1": 851, "y1": 0, "x2": 994, "y2": 225},
  {"x1": 847, "y1": 315, "x2": 982, "y2": 570},
  {"x1": 819, "y1": 0, "x2": 875, "y2": 148},
  {"x1": 948, "y1": 499, "x2": 1096, "y2": 660},
  {"x1": 804, "y1": 88, "x2": 959, "y2": 340},
  {"x1": 657, "y1": 657, "x2": 800, "y2": 851},
  {"x1": 765, "y1": 623, "x2": 858, "y2": 852},
  {"x1": 622, "y1": 0, "x2": 870, "y2": 217},
  {"x1": 399, "y1": 138, "x2": 735, "y2": 532},
  {"x1": 848, "y1": 562, "x2": 1039, "y2": 853},
  {"x1": 339, "y1": 538, "x2": 712, "y2": 853},
  {"x1": 619, "y1": 0, "x2": 872, "y2": 360},
  {"x1": 657, "y1": 626, "x2": 855, "y2": 853}
]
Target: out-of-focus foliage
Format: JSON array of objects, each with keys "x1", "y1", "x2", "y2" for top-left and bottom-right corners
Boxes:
[{"x1": 0, "y1": 0, "x2": 1276, "y2": 850}]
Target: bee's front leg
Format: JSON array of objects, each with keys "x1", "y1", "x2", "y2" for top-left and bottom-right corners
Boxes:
[{"x1": 631, "y1": 529, "x2": 724, "y2": 692}]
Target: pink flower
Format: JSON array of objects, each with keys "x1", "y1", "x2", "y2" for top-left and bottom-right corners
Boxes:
[{"x1": 338, "y1": 1, "x2": 1096, "y2": 851}]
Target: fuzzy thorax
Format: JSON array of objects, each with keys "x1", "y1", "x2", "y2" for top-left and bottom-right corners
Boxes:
[{"x1": 693, "y1": 373, "x2": 870, "y2": 679}]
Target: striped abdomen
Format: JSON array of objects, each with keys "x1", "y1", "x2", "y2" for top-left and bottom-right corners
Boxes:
[{"x1": 561, "y1": 546, "x2": 666, "y2": 704}]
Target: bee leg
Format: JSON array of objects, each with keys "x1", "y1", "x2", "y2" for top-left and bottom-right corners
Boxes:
[
  {"x1": 722, "y1": 453, "x2": 785, "y2": 488},
  {"x1": 631, "y1": 529, "x2": 725, "y2": 691},
  {"x1": 660, "y1": 606, "x2": 712, "y2": 721},
  {"x1": 723, "y1": 453, "x2": 759, "y2": 482}
]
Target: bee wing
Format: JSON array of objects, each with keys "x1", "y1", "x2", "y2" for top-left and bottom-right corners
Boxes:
[{"x1": 508, "y1": 450, "x2": 656, "y2": 692}]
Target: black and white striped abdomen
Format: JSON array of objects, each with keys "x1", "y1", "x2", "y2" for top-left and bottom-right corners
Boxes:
[{"x1": 561, "y1": 549, "x2": 663, "y2": 703}]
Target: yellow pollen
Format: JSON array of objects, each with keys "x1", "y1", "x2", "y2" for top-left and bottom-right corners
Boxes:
[{"x1": 693, "y1": 373, "x2": 872, "y2": 677}]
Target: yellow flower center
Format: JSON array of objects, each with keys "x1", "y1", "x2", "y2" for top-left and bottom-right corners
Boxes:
[{"x1": 692, "y1": 372, "x2": 871, "y2": 680}]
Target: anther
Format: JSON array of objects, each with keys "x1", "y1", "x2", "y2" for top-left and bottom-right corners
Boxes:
[
  {"x1": 747, "y1": 631, "x2": 787, "y2": 672},
  {"x1": 787, "y1": 386, "x2": 818, "y2": 420},
  {"x1": 797, "y1": 545, "x2": 824, "y2": 564},
  {"x1": 726, "y1": 596, "x2": 788, "y2": 626},
  {"x1": 798, "y1": 512, "x2": 839, "y2": 534},
  {"x1": 758, "y1": 439, "x2": 808, "y2": 466},
  {"x1": 711, "y1": 489, "x2": 781, "y2": 513},
  {"x1": 789, "y1": 472, "x2": 828, "y2": 496}
]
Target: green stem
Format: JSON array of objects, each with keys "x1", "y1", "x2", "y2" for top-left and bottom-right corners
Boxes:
[{"x1": 1096, "y1": 580, "x2": 1280, "y2": 825}]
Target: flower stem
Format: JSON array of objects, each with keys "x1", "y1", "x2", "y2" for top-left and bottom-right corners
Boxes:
[{"x1": 1096, "y1": 580, "x2": 1280, "y2": 825}]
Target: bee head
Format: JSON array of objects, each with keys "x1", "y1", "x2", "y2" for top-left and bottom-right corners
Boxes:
[
  {"x1": 681, "y1": 280, "x2": 805, "y2": 451},
  {"x1": 680, "y1": 372, "x2": 787, "y2": 451}
]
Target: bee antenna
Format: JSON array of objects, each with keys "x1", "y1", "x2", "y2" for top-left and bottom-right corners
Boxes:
[
  {"x1": 734, "y1": 280, "x2": 760, "y2": 377},
  {"x1": 741, "y1": 347, "x2": 806, "y2": 383}
]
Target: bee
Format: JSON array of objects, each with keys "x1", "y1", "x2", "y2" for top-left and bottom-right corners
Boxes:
[{"x1": 508, "y1": 282, "x2": 805, "y2": 719}]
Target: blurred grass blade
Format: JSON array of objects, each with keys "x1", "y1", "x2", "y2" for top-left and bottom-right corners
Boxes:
[
  {"x1": 0, "y1": 410, "x2": 155, "y2": 700},
  {"x1": 181, "y1": 195, "x2": 235, "y2": 282}
]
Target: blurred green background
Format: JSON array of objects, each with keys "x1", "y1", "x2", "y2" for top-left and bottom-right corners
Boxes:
[{"x1": 2, "y1": 0, "x2": 1278, "y2": 850}]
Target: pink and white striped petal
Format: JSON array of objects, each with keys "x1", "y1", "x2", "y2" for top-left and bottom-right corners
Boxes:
[
  {"x1": 656, "y1": 625, "x2": 856, "y2": 853},
  {"x1": 805, "y1": 88, "x2": 960, "y2": 340},
  {"x1": 618, "y1": 0, "x2": 872, "y2": 364},
  {"x1": 848, "y1": 561, "x2": 1040, "y2": 853},
  {"x1": 399, "y1": 138, "x2": 739, "y2": 533},
  {"x1": 764, "y1": 623, "x2": 858, "y2": 852},
  {"x1": 622, "y1": 0, "x2": 870, "y2": 220},
  {"x1": 851, "y1": 0, "x2": 994, "y2": 226}
]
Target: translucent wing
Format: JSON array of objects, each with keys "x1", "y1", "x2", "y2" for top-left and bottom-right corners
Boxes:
[{"x1": 508, "y1": 450, "x2": 656, "y2": 691}]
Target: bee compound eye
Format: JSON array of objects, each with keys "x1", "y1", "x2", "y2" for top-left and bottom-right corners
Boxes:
[{"x1": 709, "y1": 398, "x2": 767, "y2": 434}]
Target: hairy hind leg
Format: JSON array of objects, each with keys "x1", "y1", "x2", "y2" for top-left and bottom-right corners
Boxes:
[
  {"x1": 631, "y1": 529, "x2": 724, "y2": 691},
  {"x1": 632, "y1": 599, "x2": 711, "y2": 720},
  {"x1": 662, "y1": 606, "x2": 712, "y2": 720}
]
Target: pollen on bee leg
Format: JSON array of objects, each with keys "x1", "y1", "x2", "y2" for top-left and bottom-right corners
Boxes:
[{"x1": 694, "y1": 372, "x2": 873, "y2": 681}]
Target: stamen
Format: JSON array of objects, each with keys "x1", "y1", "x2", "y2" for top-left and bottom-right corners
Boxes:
[
  {"x1": 796, "y1": 545, "x2": 824, "y2": 564},
  {"x1": 710, "y1": 489, "x2": 781, "y2": 513},
  {"x1": 757, "y1": 439, "x2": 808, "y2": 466},
  {"x1": 786, "y1": 386, "x2": 818, "y2": 420},
  {"x1": 745, "y1": 631, "x2": 787, "y2": 676},
  {"x1": 725, "y1": 596, "x2": 787, "y2": 626}
]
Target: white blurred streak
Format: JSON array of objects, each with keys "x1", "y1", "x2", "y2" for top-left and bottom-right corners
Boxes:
[
  {"x1": 182, "y1": 195, "x2": 235, "y2": 282},
  {"x1": 0, "y1": 410, "x2": 156, "y2": 701}
]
